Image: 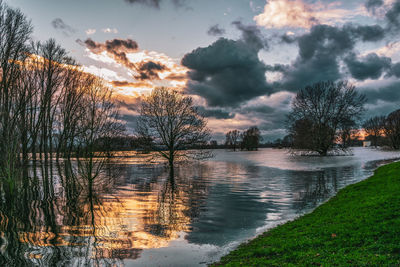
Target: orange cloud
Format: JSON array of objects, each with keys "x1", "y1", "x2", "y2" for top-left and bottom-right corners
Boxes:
[
  {"x1": 254, "y1": 0, "x2": 357, "y2": 29},
  {"x1": 81, "y1": 39, "x2": 188, "y2": 96},
  {"x1": 110, "y1": 80, "x2": 152, "y2": 88}
]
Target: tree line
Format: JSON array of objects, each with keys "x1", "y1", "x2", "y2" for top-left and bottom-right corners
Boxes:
[
  {"x1": 225, "y1": 126, "x2": 262, "y2": 151},
  {"x1": 0, "y1": 1, "x2": 123, "y2": 179},
  {"x1": 363, "y1": 109, "x2": 400, "y2": 149},
  {"x1": 276, "y1": 80, "x2": 400, "y2": 155}
]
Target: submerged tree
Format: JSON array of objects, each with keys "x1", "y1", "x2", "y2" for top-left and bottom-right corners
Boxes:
[
  {"x1": 363, "y1": 115, "x2": 385, "y2": 147},
  {"x1": 287, "y1": 81, "x2": 366, "y2": 156},
  {"x1": 225, "y1": 130, "x2": 241, "y2": 151},
  {"x1": 0, "y1": 0, "x2": 32, "y2": 179},
  {"x1": 241, "y1": 126, "x2": 261, "y2": 151},
  {"x1": 383, "y1": 109, "x2": 400, "y2": 150},
  {"x1": 137, "y1": 87, "x2": 210, "y2": 173}
]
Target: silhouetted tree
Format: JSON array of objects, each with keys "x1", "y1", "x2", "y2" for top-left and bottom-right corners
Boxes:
[
  {"x1": 241, "y1": 126, "x2": 261, "y2": 151},
  {"x1": 339, "y1": 119, "x2": 358, "y2": 148},
  {"x1": 363, "y1": 115, "x2": 385, "y2": 147},
  {"x1": 383, "y1": 109, "x2": 400, "y2": 149},
  {"x1": 0, "y1": 0, "x2": 32, "y2": 178},
  {"x1": 137, "y1": 87, "x2": 211, "y2": 173},
  {"x1": 287, "y1": 81, "x2": 366, "y2": 155},
  {"x1": 225, "y1": 130, "x2": 240, "y2": 151}
]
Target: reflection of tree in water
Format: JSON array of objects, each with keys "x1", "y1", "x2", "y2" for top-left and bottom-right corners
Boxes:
[
  {"x1": 138, "y1": 163, "x2": 210, "y2": 241},
  {"x1": 291, "y1": 167, "x2": 359, "y2": 211},
  {"x1": 0, "y1": 159, "x2": 212, "y2": 266},
  {"x1": 0, "y1": 158, "x2": 138, "y2": 266}
]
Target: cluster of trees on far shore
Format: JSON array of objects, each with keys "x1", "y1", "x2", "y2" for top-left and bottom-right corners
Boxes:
[
  {"x1": 363, "y1": 110, "x2": 400, "y2": 149},
  {"x1": 225, "y1": 127, "x2": 262, "y2": 151}
]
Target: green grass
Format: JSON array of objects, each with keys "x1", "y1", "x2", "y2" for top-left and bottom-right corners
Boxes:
[{"x1": 212, "y1": 161, "x2": 400, "y2": 266}]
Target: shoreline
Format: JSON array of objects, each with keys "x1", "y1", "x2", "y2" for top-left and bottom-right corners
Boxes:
[{"x1": 211, "y1": 161, "x2": 400, "y2": 266}]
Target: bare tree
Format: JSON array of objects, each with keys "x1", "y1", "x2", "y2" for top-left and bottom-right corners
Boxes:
[
  {"x1": 137, "y1": 87, "x2": 210, "y2": 173},
  {"x1": 363, "y1": 116, "x2": 385, "y2": 147},
  {"x1": 76, "y1": 76, "x2": 124, "y2": 179},
  {"x1": 383, "y1": 109, "x2": 400, "y2": 150},
  {"x1": 287, "y1": 81, "x2": 366, "y2": 156},
  {"x1": 0, "y1": 0, "x2": 32, "y2": 178},
  {"x1": 225, "y1": 130, "x2": 240, "y2": 151},
  {"x1": 241, "y1": 126, "x2": 262, "y2": 151}
]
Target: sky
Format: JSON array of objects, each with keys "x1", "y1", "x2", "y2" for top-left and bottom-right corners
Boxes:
[{"x1": 8, "y1": 0, "x2": 400, "y2": 142}]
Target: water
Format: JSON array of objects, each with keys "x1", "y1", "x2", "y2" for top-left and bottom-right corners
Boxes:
[{"x1": 0, "y1": 147, "x2": 399, "y2": 266}]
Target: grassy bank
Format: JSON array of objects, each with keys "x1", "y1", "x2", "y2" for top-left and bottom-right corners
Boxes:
[{"x1": 213, "y1": 161, "x2": 400, "y2": 266}]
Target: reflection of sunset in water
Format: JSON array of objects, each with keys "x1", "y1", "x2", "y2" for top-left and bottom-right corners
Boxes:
[{"x1": 1, "y1": 148, "x2": 399, "y2": 266}]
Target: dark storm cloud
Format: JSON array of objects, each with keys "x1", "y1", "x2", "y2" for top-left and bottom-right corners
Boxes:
[
  {"x1": 363, "y1": 81, "x2": 400, "y2": 105},
  {"x1": 349, "y1": 24, "x2": 385, "y2": 42},
  {"x1": 182, "y1": 38, "x2": 272, "y2": 107},
  {"x1": 196, "y1": 106, "x2": 234, "y2": 119},
  {"x1": 390, "y1": 62, "x2": 400, "y2": 77},
  {"x1": 182, "y1": 21, "x2": 271, "y2": 107},
  {"x1": 51, "y1": 18, "x2": 76, "y2": 36},
  {"x1": 207, "y1": 24, "x2": 226, "y2": 36},
  {"x1": 386, "y1": 0, "x2": 400, "y2": 30},
  {"x1": 243, "y1": 105, "x2": 275, "y2": 115},
  {"x1": 134, "y1": 61, "x2": 168, "y2": 80},
  {"x1": 232, "y1": 20, "x2": 268, "y2": 50},
  {"x1": 365, "y1": 0, "x2": 384, "y2": 13},
  {"x1": 344, "y1": 53, "x2": 392, "y2": 80},
  {"x1": 268, "y1": 24, "x2": 387, "y2": 91}
]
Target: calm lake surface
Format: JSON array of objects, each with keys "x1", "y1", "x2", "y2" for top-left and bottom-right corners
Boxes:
[{"x1": 1, "y1": 147, "x2": 399, "y2": 266}]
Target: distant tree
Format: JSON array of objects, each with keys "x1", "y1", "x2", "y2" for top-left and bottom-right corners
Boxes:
[
  {"x1": 281, "y1": 135, "x2": 293, "y2": 148},
  {"x1": 287, "y1": 81, "x2": 366, "y2": 156},
  {"x1": 383, "y1": 109, "x2": 400, "y2": 149},
  {"x1": 339, "y1": 119, "x2": 358, "y2": 148},
  {"x1": 362, "y1": 115, "x2": 385, "y2": 147},
  {"x1": 225, "y1": 130, "x2": 240, "y2": 151},
  {"x1": 210, "y1": 140, "x2": 218, "y2": 147},
  {"x1": 241, "y1": 126, "x2": 261, "y2": 151},
  {"x1": 137, "y1": 87, "x2": 211, "y2": 173}
]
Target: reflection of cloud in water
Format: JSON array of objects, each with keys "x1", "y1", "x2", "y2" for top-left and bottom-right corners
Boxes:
[{"x1": 0, "y1": 147, "x2": 399, "y2": 266}]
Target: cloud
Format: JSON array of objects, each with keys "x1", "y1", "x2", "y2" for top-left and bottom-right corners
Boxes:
[
  {"x1": 110, "y1": 80, "x2": 152, "y2": 88},
  {"x1": 134, "y1": 61, "x2": 169, "y2": 80},
  {"x1": 363, "y1": 81, "x2": 400, "y2": 105},
  {"x1": 124, "y1": 0, "x2": 187, "y2": 9},
  {"x1": 344, "y1": 52, "x2": 392, "y2": 80},
  {"x1": 124, "y1": 0, "x2": 161, "y2": 8},
  {"x1": 389, "y1": 62, "x2": 400, "y2": 77},
  {"x1": 181, "y1": 22, "x2": 272, "y2": 107},
  {"x1": 350, "y1": 24, "x2": 385, "y2": 41},
  {"x1": 85, "y1": 28, "x2": 96, "y2": 35},
  {"x1": 365, "y1": 0, "x2": 384, "y2": 14},
  {"x1": 102, "y1": 28, "x2": 118, "y2": 34},
  {"x1": 267, "y1": 24, "x2": 387, "y2": 91},
  {"x1": 79, "y1": 38, "x2": 139, "y2": 70},
  {"x1": 386, "y1": 0, "x2": 400, "y2": 30},
  {"x1": 83, "y1": 38, "x2": 139, "y2": 53},
  {"x1": 196, "y1": 106, "x2": 234, "y2": 119},
  {"x1": 207, "y1": 24, "x2": 226, "y2": 36},
  {"x1": 231, "y1": 20, "x2": 269, "y2": 50},
  {"x1": 51, "y1": 18, "x2": 76, "y2": 36},
  {"x1": 254, "y1": 0, "x2": 355, "y2": 29},
  {"x1": 367, "y1": 41, "x2": 400, "y2": 58}
]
